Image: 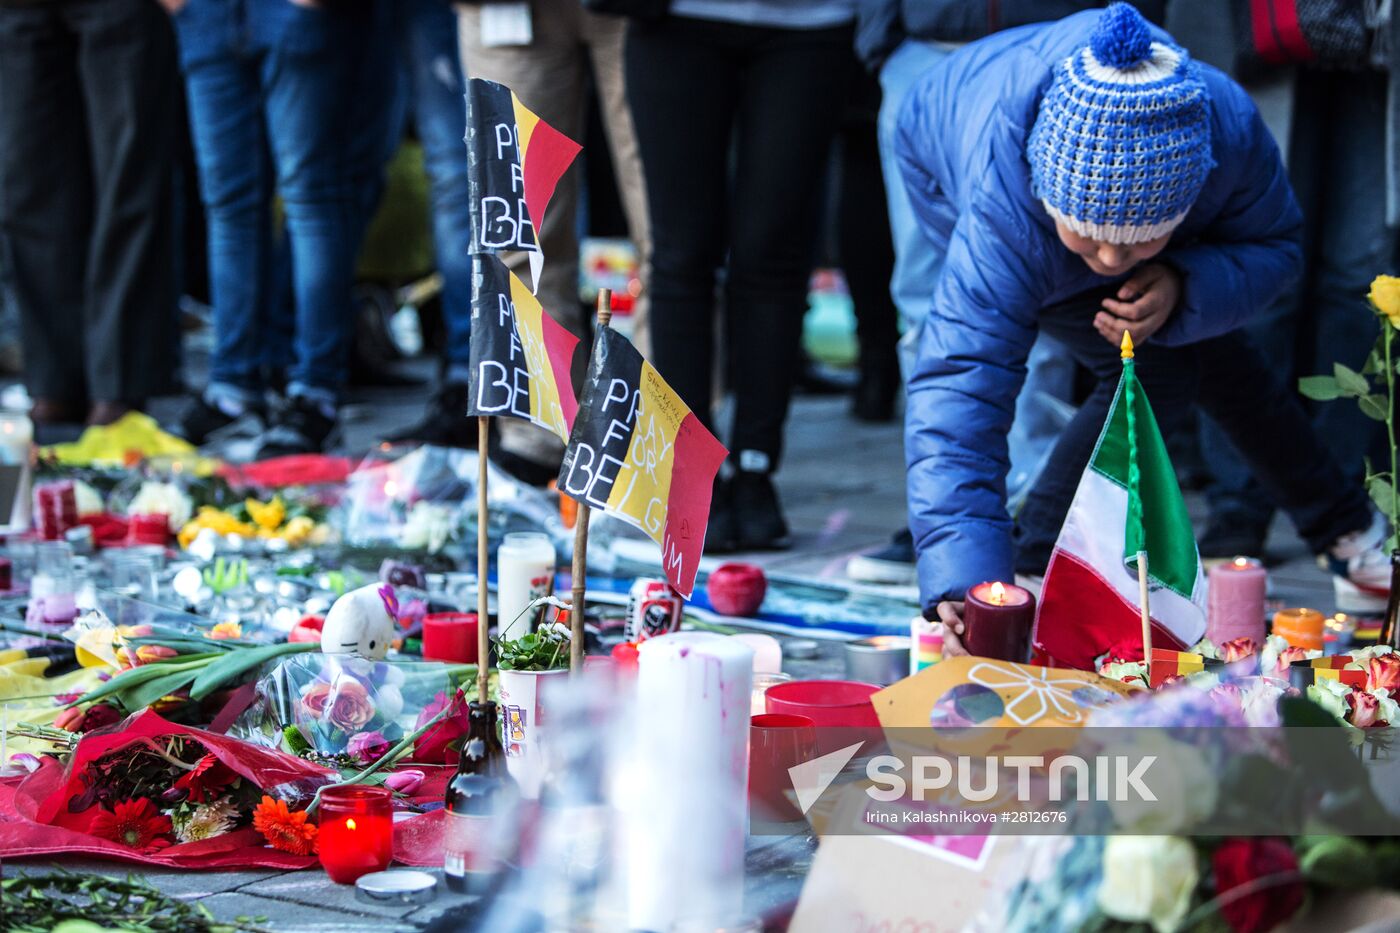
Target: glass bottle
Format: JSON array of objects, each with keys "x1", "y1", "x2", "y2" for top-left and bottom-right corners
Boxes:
[
  {"x1": 1380, "y1": 551, "x2": 1400, "y2": 650},
  {"x1": 443, "y1": 700, "x2": 518, "y2": 894}
]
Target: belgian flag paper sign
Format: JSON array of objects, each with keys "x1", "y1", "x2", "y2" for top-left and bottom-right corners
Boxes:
[
  {"x1": 558, "y1": 329, "x2": 728, "y2": 598},
  {"x1": 465, "y1": 78, "x2": 581, "y2": 277},
  {"x1": 467, "y1": 254, "x2": 579, "y2": 442}
]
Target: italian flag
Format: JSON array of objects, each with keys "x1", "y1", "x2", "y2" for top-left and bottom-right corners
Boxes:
[{"x1": 1031, "y1": 338, "x2": 1206, "y2": 670}]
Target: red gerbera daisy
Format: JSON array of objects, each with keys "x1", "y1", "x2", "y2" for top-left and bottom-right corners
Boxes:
[
  {"x1": 90, "y1": 798, "x2": 173, "y2": 851},
  {"x1": 174, "y1": 754, "x2": 237, "y2": 803},
  {"x1": 252, "y1": 795, "x2": 317, "y2": 856}
]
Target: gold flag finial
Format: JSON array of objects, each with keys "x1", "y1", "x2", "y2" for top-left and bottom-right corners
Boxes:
[{"x1": 1120, "y1": 330, "x2": 1135, "y2": 360}]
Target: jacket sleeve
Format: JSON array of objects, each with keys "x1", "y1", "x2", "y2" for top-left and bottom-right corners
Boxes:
[
  {"x1": 1154, "y1": 103, "x2": 1303, "y2": 347},
  {"x1": 905, "y1": 205, "x2": 1041, "y2": 613}
]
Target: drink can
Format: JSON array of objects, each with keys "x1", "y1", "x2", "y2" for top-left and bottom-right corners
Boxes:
[{"x1": 625, "y1": 578, "x2": 683, "y2": 642}]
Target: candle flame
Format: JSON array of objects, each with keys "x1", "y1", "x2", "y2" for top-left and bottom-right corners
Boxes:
[
  {"x1": 346, "y1": 818, "x2": 357, "y2": 831},
  {"x1": 989, "y1": 581, "x2": 1007, "y2": 606},
  {"x1": 384, "y1": 480, "x2": 398, "y2": 498},
  {"x1": 1233, "y1": 557, "x2": 1249, "y2": 568}
]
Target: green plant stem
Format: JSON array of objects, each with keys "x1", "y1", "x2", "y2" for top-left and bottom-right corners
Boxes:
[
  {"x1": 1388, "y1": 326, "x2": 1398, "y2": 540},
  {"x1": 305, "y1": 696, "x2": 460, "y2": 817}
]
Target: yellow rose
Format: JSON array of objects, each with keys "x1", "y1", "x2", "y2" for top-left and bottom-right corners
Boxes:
[
  {"x1": 246, "y1": 497, "x2": 286, "y2": 533},
  {"x1": 1369, "y1": 275, "x2": 1400, "y2": 328}
]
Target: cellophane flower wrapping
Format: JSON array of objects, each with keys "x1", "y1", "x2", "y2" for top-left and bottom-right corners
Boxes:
[
  {"x1": 230, "y1": 653, "x2": 475, "y2": 765},
  {"x1": 0, "y1": 709, "x2": 333, "y2": 868},
  {"x1": 339, "y1": 445, "x2": 568, "y2": 556}
]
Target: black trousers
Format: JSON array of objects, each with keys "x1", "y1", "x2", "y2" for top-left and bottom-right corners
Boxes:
[
  {"x1": 0, "y1": 0, "x2": 180, "y2": 406},
  {"x1": 1012, "y1": 288, "x2": 1373, "y2": 574},
  {"x1": 625, "y1": 16, "x2": 854, "y2": 469}
]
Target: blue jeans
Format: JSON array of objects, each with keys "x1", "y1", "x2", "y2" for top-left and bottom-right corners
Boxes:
[
  {"x1": 1203, "y1": 69, "x2": 1392, "y2": 528},
  {"x1": 1014, "y1": 288, "x2": 1371, "y2": 575},
  {"x1": 878, "y1": 39, "x2": 1073, "y2": 506},
  {"x1": 392, "y1": 0, "x2": 474, "y2": 371},
  {"x1": 174, "y1": 0, "x2": 360, "y2": 401}
]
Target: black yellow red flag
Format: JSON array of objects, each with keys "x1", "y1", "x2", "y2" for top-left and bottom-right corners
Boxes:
[
  {"x1": 466, "y1": 254, "x2": 579, "y2": 441},
  {"x1": 558, "y1": 329, "x2": 727, "y2": 598},
  {"x1": 464, "y1": 77, "x2": 581, "y2": 280}
]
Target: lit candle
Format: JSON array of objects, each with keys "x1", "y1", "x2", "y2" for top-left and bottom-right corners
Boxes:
[
  {"x1": 496, "y1": 533, "x2": 556, "y2": 640},
  {"x1": 962, "y1": 581, "x2": 1035, "y2": 661},
  {"x1": 318, "y1": 786, "x2": 394, "y2": 884},
  {"x1": 0, "y1": 412, "x2": 31, "y2": 535},
  {"x1": 630, "y1": 632, "x2": 753, "y2": 931},
  {"x1": 1273, "y1": 608, "x2": 1324, "y2": 652},
  {"x1": 1207, "y1": 557, "x2": 1266, "y2": 647}
]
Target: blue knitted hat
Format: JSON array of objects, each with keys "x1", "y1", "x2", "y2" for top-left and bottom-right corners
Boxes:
[{"x1": 1028, "y1": 3, "x2": 1212, "y2": 245}]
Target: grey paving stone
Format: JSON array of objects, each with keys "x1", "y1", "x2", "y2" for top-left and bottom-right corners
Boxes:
[
  {"x1": 242, "y1": 871, "x2": 422, "y2": 919},
  {"x1": 198, "y1": 891, "x2": 416, "y2": 932},
  {"x1": 2, "y1": 859, "x2": 285, "y2": 897}
]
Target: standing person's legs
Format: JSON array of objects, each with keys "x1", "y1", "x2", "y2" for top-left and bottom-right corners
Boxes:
[
  {"x1": 582, "y1": 10, "x2": 652, "y2": 357},
  {"x1": 181, "y1": 54, "x2": 271, "y2": 414},
  {"x1": 1014, "y1": 294, "x2": 1200, "y2": 577},
  {"x1": 0, "y1": 5, "x2": 90, "y2": 424},
  {"x1": 624, "y1": 16, "x2": 735, "y2": 434},
  {"x1": 69, "y1": 0, "x2": 181, "y2": 418},
  {"x1": 726, "y1": 24, "x2": 852, "y2": 472},
  {"x1": 258, "y1": 10, "x2": 360, "y2": 451}
]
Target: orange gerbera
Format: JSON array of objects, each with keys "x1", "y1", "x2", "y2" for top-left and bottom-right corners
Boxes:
[
  {"x1": 91, "y1": 798, "x2": 172, "y2": 851},
  {"x1": 252, "y1": 795, "x2": 317, "y2": 855}
]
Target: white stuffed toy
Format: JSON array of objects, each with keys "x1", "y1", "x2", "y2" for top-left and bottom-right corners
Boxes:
[{"x1": 321, "y1": 584, "x2": 398, "y2": 660}]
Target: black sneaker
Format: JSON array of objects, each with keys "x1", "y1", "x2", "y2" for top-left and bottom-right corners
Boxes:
[
  {"x1": 384, "y1": 381, "x2": 477, "y2": 448},
  {"x1": 174, "y1": 396, "x2": 264, "y2": 446},
  {"x1": 846, "y1": 528, "x2": 916, "y2": 585},
  {"x1": 704, "y1": 477, "x2": 737, "y2": 555},
  {"x1": 255, "y1": 395, "x2": 340, "y2": 458},
  {"x1": 731, "y1": 471, "x2": 791, "y2": 551},
  {"x1": 1198, "y1": 511, "x2": 1269, "y2": 560}
]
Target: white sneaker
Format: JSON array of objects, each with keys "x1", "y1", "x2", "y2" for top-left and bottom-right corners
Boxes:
[
  {"x1": 1328, "y1": 512, "x2": 1392, "y2": 614},
  {"x1": 846, "y1": 529, "x2": 917, "y2": 586}
]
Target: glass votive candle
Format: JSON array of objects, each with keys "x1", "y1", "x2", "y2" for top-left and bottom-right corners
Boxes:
[
  {"x1": 318, "y1": 785, "x2": 394, "y2": 884},
  {"x1": 422, "y1": 612, "x2": 479, "y2": 663},
  {"x1": 751, "y1": 671, "x2": 794, "y2": 716}
]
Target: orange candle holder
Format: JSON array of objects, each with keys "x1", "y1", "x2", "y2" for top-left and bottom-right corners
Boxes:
[
  {"x1": 1272, "y1": 608, "x2": 1324, "y2": 652},
  {"x1": 318, "y1": 785, "x2": 393, "y2": 884}
]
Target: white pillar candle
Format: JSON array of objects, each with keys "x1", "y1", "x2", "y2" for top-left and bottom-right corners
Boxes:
[
  {"x1": 496, "y1": 532, "x2": 556, "y2": 640},
  {"x1": 731, "y1": 632, "x2": 782, "y2": 674},
  {"x1": 629, "y1": 632, "x2": 753, "y2": 931},
  {"x1": 0, "y1": 412, "x2": 32, "y2": 535}
]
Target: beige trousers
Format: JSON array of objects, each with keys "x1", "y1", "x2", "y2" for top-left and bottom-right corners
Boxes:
[{"x1": 457, "y1": 0, "x2": 652, "y2": 465}]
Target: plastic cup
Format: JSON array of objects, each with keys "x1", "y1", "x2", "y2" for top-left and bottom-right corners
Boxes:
[{"x1": 749, "y1": 714, "x2": 816, "y2": 823}]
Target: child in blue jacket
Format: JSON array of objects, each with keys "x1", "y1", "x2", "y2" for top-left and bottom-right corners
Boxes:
[{"x1": 898, "y1": 4, "x2": 1386, "y2": 654}]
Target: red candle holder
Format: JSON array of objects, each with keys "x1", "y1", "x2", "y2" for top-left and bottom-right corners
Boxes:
[
  {"x1": 317, "y1": 785, "x2": 393, "y2": 884},
  {"x1": 126, "y1": 514, "x2": 170, "y2": 548},
  {"x1": 963, "y1": 581, "x2": 1035, "y2": 662},
  {"x1": 422, "y1": 612, "x2": 479, "y2": 663}
]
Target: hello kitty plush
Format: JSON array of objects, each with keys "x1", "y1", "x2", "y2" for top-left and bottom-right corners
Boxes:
[{"x1": 320, "y1": 584, "x2": 398, "y2": 661}]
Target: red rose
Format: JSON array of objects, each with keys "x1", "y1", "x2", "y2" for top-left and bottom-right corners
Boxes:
[
  {"x1": 56, "y1": 703, "x2": 122, "y2": 734},
  {"x1": 1218, "y1": 638, "x2": 1259, "y2": 663},
  {"x1": 1212, "y1": 838, "x2": 1304, "y2": 933},
  {"x1": 413, "y1": 690, "x2": 470, "y2": 764},
  {"x1": 1348, "y1": 689, "x2": 1382, "y2": 729},
  {"x1": 1366, "y1": 654, "x2": 1400, "y2": 694}
]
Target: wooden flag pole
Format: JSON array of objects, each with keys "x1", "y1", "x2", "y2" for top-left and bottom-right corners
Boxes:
[
  {"x1": 570, "y1": 288, "x2": 611, "y2": 674},
  {"x1": 477, "y1": 415, "x2": 491, "y2": 705},
  {"x1": 1138, "y1": 549, "x2": 1153, "y2": 684}
]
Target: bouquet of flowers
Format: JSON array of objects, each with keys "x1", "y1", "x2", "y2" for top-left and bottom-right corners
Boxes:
[
  {"x1": 0, "y1": 710, "x2": 332, "y2": 868},
  {"x1": 232, "y1": 654, "x2": 476, "y2": 766}
]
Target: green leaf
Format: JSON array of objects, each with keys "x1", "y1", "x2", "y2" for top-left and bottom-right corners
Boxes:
[
  {"x1": 72, "y1": 659, "x2": 207, "y2": 707},
  {"x1": 1334, "y1": 363, "x2": 1371, "y2": 397},
  {"x1": 1299, "y1": 375, "x2": 1343, "y2": 401},
  {"x1": 188, "y1": 641, "x2": 319, "y2": 700},
  {"x1": 123, "y1": 669, "x2": 202, "y2": 711},
  {"x1": 1368, "y1": 476, "x2": 1396, "y2": 517},
  {"x1": 1360, "y1": 394, "x2": 1389, "y2": 420}
]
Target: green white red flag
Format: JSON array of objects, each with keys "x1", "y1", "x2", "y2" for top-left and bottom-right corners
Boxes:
[{"x1": 1031, "y1": 339, "x2": 1206, "y2": 669}]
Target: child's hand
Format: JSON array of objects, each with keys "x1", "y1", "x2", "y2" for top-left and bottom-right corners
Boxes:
[
  {"x1": 1094, "y1": 263, "x2": 1181, "y2": 347},
  {"x1": 935, "y1": 601, "x2": 969, "y2": 657}
]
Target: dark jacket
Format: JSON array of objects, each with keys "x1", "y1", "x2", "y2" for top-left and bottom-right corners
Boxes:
[{"x1": 855, "y1": 0, "x2": 1167, "y2": 70}]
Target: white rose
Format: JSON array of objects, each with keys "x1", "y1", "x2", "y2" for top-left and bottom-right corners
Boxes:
[
  {"x1": 1374, "y1": 688, "x2": 1399, "y2": 727},
  {"x1": 73, "y1": 481, "x2": 104, "y2": 517},
  {"x1": 1097, "y1": 836, "x2": 1198, "y2": 933},
  {"x1": 128, "y1": 481, "x2": 193, "y2": 532},
  {"x1": 1105, "y1": 735, "x2": 1217, "y2": 835},
  {"x1": 1306, "y1": 679, "x2": 1351, "y2": 726}
]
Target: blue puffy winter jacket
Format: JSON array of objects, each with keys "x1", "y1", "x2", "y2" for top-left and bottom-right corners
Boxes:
[{"x1": 897, "y1": 10, "x2": 1302, "y2": 613}]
